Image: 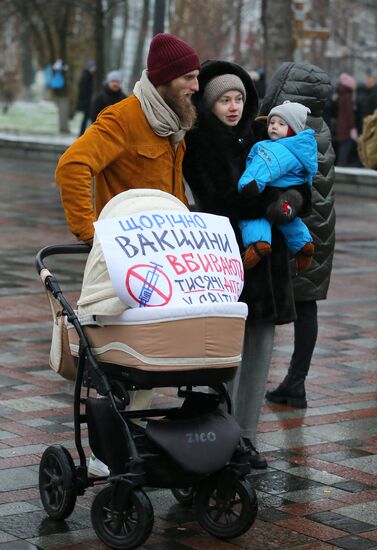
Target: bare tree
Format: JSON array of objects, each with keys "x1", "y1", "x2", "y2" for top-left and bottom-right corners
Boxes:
[
  {"x1": 233, "y1": 0, "x2": 243, "y2": 64},
  {"x1": 0, "y1": 0, "x2": 95, "y2": 131},
  {"x1": 0, "y1": 0, "x2": 130, "y2": 130},
  {"x1": 113, "y1": 1, "x2": 129, "y2": 71},
  {"x1": 0, "y1": 13, "x2": 22, "y2": 113},
  {"x1": 262, "y1": 0, "x2": 294, "y2": 79},
  {"x1": 129, "y1": 0, "x2": 150, "y2": 90}
]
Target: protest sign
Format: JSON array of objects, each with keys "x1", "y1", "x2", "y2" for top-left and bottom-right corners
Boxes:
[{"x1": 94, "y1": 210, "x2": 244, "y2": 308}]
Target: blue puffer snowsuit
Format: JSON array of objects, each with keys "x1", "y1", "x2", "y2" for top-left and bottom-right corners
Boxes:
[{"x1": 238, "y1": 128, "x2": 318, "y2": 254}]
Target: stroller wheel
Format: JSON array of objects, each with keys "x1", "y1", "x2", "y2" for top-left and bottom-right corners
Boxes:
[
  {"x1": 194, "y1": 477, "x2": 257, "y2": 539},
  {"x1": 39, "y1": 445, "x2": 77, "y2": 520},
  {"x1": 171, "y1": 487, "x2": 195, "y2": 507},
  {"x1": 91, "y1": 485, "x2": 154, "y2": 550}
]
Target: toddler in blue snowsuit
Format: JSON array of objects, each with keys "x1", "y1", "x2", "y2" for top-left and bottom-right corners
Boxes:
[{"x1": 238, "y1": 100, "x2": 318, "y2": 272}]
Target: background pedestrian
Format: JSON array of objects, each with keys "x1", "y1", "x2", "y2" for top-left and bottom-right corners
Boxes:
[
  {"x1": 90, "y1": 69, "x2": 127, "y2": 122},
  {"x1": 335, "y1": 72, "x2": 357, "y2": 166},
  {"x1": 76, "y1": 60, "x2": 96, "y2": 136}
]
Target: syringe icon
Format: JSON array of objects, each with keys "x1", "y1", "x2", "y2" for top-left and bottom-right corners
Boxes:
[{"x1": 138, "y1": 262, "x2": 163, "y2": 307}]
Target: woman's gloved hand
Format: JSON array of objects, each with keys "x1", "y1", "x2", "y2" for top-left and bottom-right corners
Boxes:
[{"x1": 265, "y1": 189, "x2": 304, "y2": 224}]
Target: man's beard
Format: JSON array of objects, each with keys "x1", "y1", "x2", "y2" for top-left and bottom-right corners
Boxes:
[{"x1": 163, "y1": 90, "x2": 197, "y2": 130}]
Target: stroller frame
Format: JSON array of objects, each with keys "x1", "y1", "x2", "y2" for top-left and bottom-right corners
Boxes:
[{"x1": 36, "y1": 243, "x2": 258, "y2": 549}]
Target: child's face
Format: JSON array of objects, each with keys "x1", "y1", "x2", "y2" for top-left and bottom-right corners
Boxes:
[
  {"x1": 211, "y1": 90, "x2": 244, "y2": 127},
  {"x1": 268, "y1": 115, "x2": 289, "y2": 140}
]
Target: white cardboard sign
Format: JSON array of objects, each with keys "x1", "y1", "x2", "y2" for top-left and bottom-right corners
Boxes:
[{"x1": 94, "y1": 210, "x2": 244, "y2": 308}]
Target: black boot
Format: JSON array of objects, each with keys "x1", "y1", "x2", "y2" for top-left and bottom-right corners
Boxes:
[
  {"x1": 265, "y1": 372, "x2": 307, "y2": 409},
  {"x1": 242, "y1": 438, "x2": 268, "y2": 469}
]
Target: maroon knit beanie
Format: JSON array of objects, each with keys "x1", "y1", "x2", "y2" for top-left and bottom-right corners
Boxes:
[{"x1": 147, "y1": 33, "x2": 200, "y2": 87}]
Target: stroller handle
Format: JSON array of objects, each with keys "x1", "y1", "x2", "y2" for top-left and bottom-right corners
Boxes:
[
  {"x1": 35, "y1": 242, "x2": 111, "y2": 396},
  {"x1": 35, "y1": 243, "x2": 91, "y2": 274}
]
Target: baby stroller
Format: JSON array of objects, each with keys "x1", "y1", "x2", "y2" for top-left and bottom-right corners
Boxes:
[{"x1": 36, "y1": 193, "x2": 258, "y2": 549}]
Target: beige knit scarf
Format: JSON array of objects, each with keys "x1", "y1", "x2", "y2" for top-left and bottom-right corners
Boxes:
[{"x1": 133, "y1": 69, "x2": 185, "y2": 147}]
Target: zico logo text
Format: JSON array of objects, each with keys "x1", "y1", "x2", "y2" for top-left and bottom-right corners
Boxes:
[{"x1": 185, "y1": 432, "x2": 217, "y2": 443}]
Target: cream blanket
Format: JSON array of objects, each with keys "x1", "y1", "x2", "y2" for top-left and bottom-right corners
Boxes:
[{"x1": 77, "y1": 189, "x2": 189, "y2": 317}]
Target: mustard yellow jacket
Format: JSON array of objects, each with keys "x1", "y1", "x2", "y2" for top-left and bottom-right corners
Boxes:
[{"x1": 55, "y1": 95, "x2": 187, "y2": 242}]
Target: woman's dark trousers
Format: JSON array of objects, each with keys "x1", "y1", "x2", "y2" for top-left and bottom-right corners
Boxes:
[{"x1": 266, "y1": 300, "x2": 318, "y2": 408}]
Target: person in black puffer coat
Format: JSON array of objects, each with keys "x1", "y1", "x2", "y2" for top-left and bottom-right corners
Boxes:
[
  {"x1": 90, "y1": 70, "x2": 127, "y2": 122},
  {"x1": 260, "y1": 62, "x2": 336, "y2": 408},
  {"x1": 184, "y1": 60, "x2": 298, "y2": 469}
]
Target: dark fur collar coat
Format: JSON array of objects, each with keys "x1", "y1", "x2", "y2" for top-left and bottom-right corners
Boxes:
[{"x1": 184, "y1": 60, "x2": 296, "y2": 324}]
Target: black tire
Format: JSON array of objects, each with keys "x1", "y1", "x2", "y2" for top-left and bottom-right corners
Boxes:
[
  {"x1": 194, "y1": 477, "x2": 258, "y2": 539},
  {"x1": 39, "y1": 445, "x2": 77, "y2": 520},
  {"x1": 91, "y1": 485, "x2": 154, "y2": 550},
  {"x1": 171, "y1": 487, "x2": 195, "y2": 507}
]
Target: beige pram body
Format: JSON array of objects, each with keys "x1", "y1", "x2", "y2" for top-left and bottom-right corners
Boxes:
[{"x1": 48, "y1": 189, "x2": 247, "y2": 384}]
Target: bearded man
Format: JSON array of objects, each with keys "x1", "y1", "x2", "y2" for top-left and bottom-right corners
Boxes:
[{"x1": 56, "y1": 33, "x2": 200, "y2": 245}]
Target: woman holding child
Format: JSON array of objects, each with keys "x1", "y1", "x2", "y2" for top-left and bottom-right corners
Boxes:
[{"x1": 183, "y1": 60, "x2": 299, "y2": 468}]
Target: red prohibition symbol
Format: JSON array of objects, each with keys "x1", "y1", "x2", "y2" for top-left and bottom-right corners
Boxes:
[{"x1": 125, "y1": 263, "x2": 173, "y2": 307}]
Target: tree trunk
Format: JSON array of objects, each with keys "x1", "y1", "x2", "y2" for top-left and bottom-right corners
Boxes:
[
  {"x1": 233, "y1": 0, "x2": 243, "y2": 64},
  {"x1": 20, "y1": 28, "x2": 34, "y2": 99},
  {"x1": 129, "y1": 0, "x2": 150, "y2": 89},
  {"x1": 55, "y1": 94, "x2": 70, "y2": 133},
  {"x1": 262, "y1": 0, "x2": 294, "y2": 80},
  {"x1": 94, "y1": 0, "x2": 106, "y2": 92},
  {"x1": 153, "y1": 0, "x2": 165, "y2": 35},
  {"x1": 114, "y1": 0, "x2": 129, "y2": 70}
]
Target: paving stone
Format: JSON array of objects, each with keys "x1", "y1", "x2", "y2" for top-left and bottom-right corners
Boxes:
[
  {"x1": 327, "y1": 535, "x2": 377, "y2": 549},
  {"x1": 0, "y1": 530, "x2": 17, "y2": 543},
  {"x1": 0, "y1": 431, "x2": 15, "y2": 441},
  {"x1": 0, "y1": 508, "x2": 91, "y2": 539},
  {"x1": 283, "y1": 466, "x2": 347, "y2": 485},
  {"x1": 267, "y1": 459, "x2": 298, "y2": 471},
  {"x1": 0, "y1": 467, "x2": 37, "y2": 491},
  {"x1": 26, "y1": 527, "x2": 97, "y2": 549},
  {"x1": 251, "y1": 470, "x2": 323, "y2": 495},
  {"x1": 308, "y1": 511, "x2": 376, "y2": 533},
  {"x1": 316, "y1": 450, "x2": 374, "y2": 463},
  {"x1": 0, "y1": 541, "x2": 40, "y2": 549},
  {"x1": 257, "y1": 507, "x2": 293, "y2": 522},
  {"x1": 142, "y1": 542, "x2": 195, "y2": 549},
  {"x1": 0, "y1": 502, "x2": 40, "y2": 516},
  {"x1": 332, "y1": 480, "x2": 375, "y2": 493},
  {"x1": 1, "y1": 397, "x2": 69, "y2": 413},
  {"x1": 336, "y1": 439, "x2": 374, "y2": 449},
  {"x1": 334, "y1": 501, "x2": 377, "y2": 527},
  {"x1": 256, "y1": 492, "x2": 292, "y2": 508},
  {"x1": 338, "y1": 455, "x2": 377, "y2": 474},
  {"x1": 279, "y1": 486, "x2": 351, "y2": 504}
]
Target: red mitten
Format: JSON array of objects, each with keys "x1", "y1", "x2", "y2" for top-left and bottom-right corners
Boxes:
[
  {"x1": 243, "y1": 241, "x2": 272, "y2": 270},
  {"x1": 295, "y1": 242, "x2": 314, "y2": 273}
]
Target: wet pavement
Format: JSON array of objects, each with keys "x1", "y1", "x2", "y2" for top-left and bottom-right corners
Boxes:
[{"x1": 0, "y1": 149, "x2": 376, "y2": 550}]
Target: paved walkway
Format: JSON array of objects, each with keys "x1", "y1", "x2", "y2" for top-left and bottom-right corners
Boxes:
[{"x1": 0, "y1": 150, "x2": 376, "y2": 550}]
